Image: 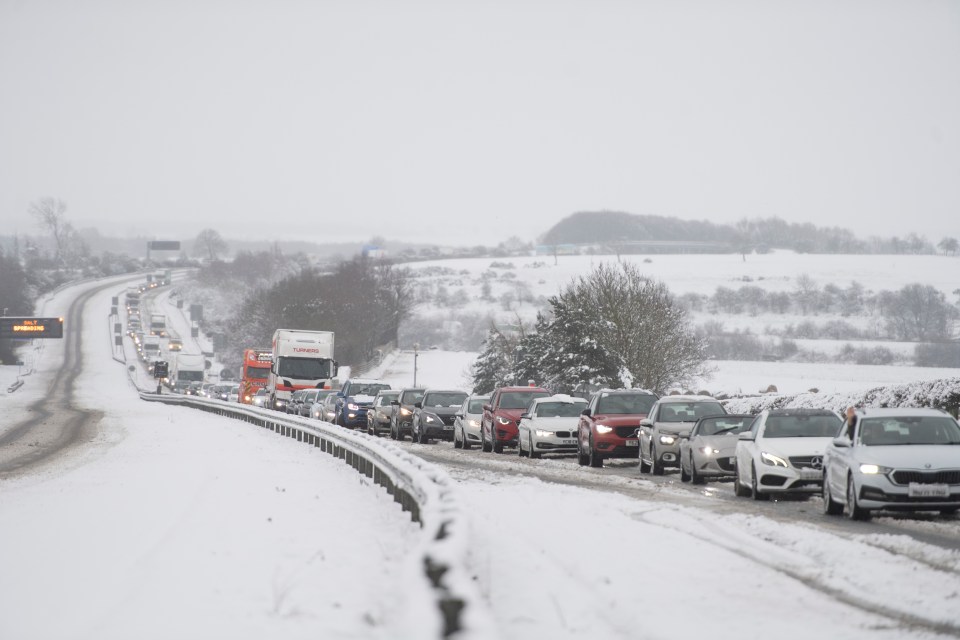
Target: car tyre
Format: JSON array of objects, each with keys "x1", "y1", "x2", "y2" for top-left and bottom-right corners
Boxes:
[
  {"x1": 529, "y1": 435, "x2": 541, "y2": 459},
  {"x1": 453, "y1": 427, "x2": 463, "y2": 449},
  {"x1": 690, "y1": 454, "x2": 705, "y2": 485},
  {"x1": 680, "y1": 458, "x2": 691, "y2": 482},
  {"x1": 638, "y1": 446, "x2": 652, "y2": 473},
  {"x1": 462, "y1": 431, "x2": 473, "y2": 451},
  {"x1": 822, "y1": 477, "x2": 843, "y2": 515},
  {"x1": 481, "y1": 426, "x2": 493, "y2": 452},
  {"x1": 651, "y1": 445, "x2": 665, "y2": 475},
  {"x1": 846, "y1": 475, "x2": 870, "y2": 520},
  {"x1": 518, "y1": 435, "x2": 528, "y2": 457},
  {"x1": 733, "y1": 463, "x2": 751, "y2": 497},
  {"x1": 577, "y1": 440, "x2": 588, "y2": 466},
  {"x1": 751, "y1": 464, "x2": 769, "y2": 501},
  {"x1": 588, "y1": 438, "x2": 603, "y2": 468},
  {"x1": 493, "y1": 439, "x2": 504, "y2": 454}
]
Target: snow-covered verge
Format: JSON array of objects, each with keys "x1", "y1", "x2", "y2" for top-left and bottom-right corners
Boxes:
[
  {"x1": 137, "y1": 393, "x2": 496, "y2": 638},
  {"x1": 723, "y1": 377, "x2": 960, "y2": 416}
]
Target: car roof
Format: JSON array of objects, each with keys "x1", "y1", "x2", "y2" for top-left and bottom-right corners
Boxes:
[
  {"x1": 853, "y1": 407, "x2": 951, "y2": 418},
  {"x1": 498, "y1": 386, "x2": 550, "y2": 392},
  {"x1": 658, "y1": 395, "x2": 719, "y2": 403},
  {"x1": 423, "y1": 389, "x2": 468, "y2": 395},
  {"x1": 534, "y1": 394, "x2": 587, "y2": 405},
  {"x1": 595, "y1": 388, "x2": 658, "y2": 396},
  {"x1": 766, "y1": 408, "x2": 838, "y2": 416},
  {"x1": 345, "y1": 378, "x2": 389, "y2": 385}
]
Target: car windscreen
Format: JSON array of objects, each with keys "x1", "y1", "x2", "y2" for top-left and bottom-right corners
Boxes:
[
  {"x1": 376, "y1": 392, "x2": 400, "y2": 405},
  {"x1": 763, "y1": 414, "x2": 841, "y2": 438},
  {"x1": 860, "y1": 416, "x2": 960, "y2": 445},
  {"x1": 277, "y1": 357, "x2": 335, "y2": 379},
  {"x1": 467, "y1": 398, "x2": 488, "y2": 413},
  {"x1": 696, "y1": 416, "x2": 753, "y2": 436},
  {"x1": 597, "y1": 394, "x2": 657, "y2": 415},
  {"x1": 350, "y1": 383, "x2": 391, "y2": 396},
  {"x1": 658, "y1": 402, "x2": 725, "y2": 422},
  {"x1": 424, "y1": 392, "x2": 468, "y2": 407},
  {"x1": 500, "y1": 390, "x2": 550, "y2": 409},
  {"x1": 535, "y1": 401, "x2": 587, "y2": 418},
  {"x1": 401, "y1": 390, "x2": 425, "y2": 404}
]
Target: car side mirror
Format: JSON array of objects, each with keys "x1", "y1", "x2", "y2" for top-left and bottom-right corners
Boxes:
[
  {"x1": 520, "y1": 413, "x2": 530, "y2": 419},
  {"x1": 639, "y1": 418, "x2": 653, "y2": 428},
  {"x1": 455, "y1": 412, "x2": 464, "y2": 418},
  {"x1": 483, "y1": 404, "x2": 492, "y2": 412},
  {"x1": 679, "y1": 430, "x2": 691, "y2": 439},
  {"x1": 738, "y1": 432, "x2": 756, "y2": 441},
  {"x1": 336, "y1": 392, "x2": 344, "y2": 398},
  {"x1": 581, "y1": 408, "x2": 591, "y2": 416},
  {"x1": 832, "y1": 437, "x2": 850, "y2": 448},
  {"x1": 391, "y1": 400, "x2": 400, "y2": 405},
  {"x1": 415, "y1": 401, "x2": 422, "y2": 408}
]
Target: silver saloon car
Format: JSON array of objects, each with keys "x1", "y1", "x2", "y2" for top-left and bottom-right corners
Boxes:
[{"x1": 823, "y1": 407, "x2": 960, "y2": 520}]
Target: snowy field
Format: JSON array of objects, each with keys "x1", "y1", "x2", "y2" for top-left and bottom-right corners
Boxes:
[{"x1": 2, "y1": 276, "x2": 959, "y2": 639}]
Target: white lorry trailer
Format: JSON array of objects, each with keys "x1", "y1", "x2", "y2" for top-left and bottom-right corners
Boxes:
[
  {"x1": 268, "y1": 329, "x2": 337, "y2": 411},
  {"x1": 170, "y1": 353, "x2": 205, "y2": 392}
]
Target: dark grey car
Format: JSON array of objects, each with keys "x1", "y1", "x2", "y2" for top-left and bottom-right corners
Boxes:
[{"x1": 412, "y1": 389, "x2": 469, "y2": 444}]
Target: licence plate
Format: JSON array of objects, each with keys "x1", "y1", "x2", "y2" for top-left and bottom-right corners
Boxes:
[
  {"x1": 561, "y1": 439, "x2": 576, "y2": 445},
  {"x1": 799, "y1": 468, "x2": 822, "y2": 481},
  {"x1": 908, "y1": 483, "x2": 949, "y2": 498},
  {"x1": 625, "y1": 439, "x2": 639, "y2": 447},
  {"x1": 443, "y1": 425, "x2": 453, "y2": 430}
]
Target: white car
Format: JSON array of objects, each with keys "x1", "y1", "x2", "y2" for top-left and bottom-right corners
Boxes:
[
  {"x1": 639, "y1": 396, "x2": 726, "y2": 475},
  {"x1": 734, "y1": 408, "x2": 842, "y2": 500},
  {"x1": 453, "y1": 394, "x2": 488, "y2": 450},
  {"x1": 518, "y1": 395, "x2": 588, "y2": 459},
  {"x1": 822, "y1": 407, "x2": 960, "y2": 520}
]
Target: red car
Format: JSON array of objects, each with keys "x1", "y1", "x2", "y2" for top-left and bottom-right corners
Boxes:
[
  {"x1": 481, "y1": 386, "x2": 551, "y2": 453},
  {"x1": 578, "y1": 389, "x2": 659, "y2": 468}
]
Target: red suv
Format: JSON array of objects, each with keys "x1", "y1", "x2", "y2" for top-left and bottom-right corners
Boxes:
[
  {"x1": 481, "y1": 386, "x2": 551, "y2": 453},
  {"x1": 578, "y1": 389, "x2": 659, "y2": 468}
]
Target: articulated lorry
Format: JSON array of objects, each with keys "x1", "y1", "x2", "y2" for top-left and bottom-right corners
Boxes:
[
  {"x1": 268, "y1": 329, "x2": 337, "y2": 411},
  {"x1": 170, "y1": 353, "x2": 206, "y2": 392}
]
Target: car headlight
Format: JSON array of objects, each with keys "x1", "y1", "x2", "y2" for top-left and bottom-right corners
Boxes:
[
  {"x1": 595, "y1": 425, "x2": 613, "y2": 434},
  {"x1": 467, "y1": 419, "x2": 480, "y2": 428},
  {"x1": 400, "y1": 407, "x2": 412, "y2": 416},
  {"x1": 535, "y1": 429, "x2": 553, "y2": 437},
  {"x1": 244, "y1": 395, "x2": 251, "y2": 402},
  {"x1": 760, "y1": 451, "x2": 789, "y2": 468},
  {"x1": 699, "y1": 446, "x2": 719, "y2": 456},
  {"x1": 659, "y1": 435, "x2": 677, "y2": 445},
  {"x1": 347, "y1": 403, "x2": 359, "y2": 411},
  {"x1": 496, "y1": 416, "x2": 512, "y2": 425},
  {"x1": 859, "y1": 463, "x2": 893, "y2": 475}
]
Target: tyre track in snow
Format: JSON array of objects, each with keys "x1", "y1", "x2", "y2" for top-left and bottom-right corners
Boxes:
[{"x1": 0, "y1": 279, "x2": 125, "y2": 477}]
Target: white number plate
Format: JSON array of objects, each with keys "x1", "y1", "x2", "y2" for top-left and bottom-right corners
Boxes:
[
  {"x1": 908, "y1": 483, "x2": 949, "y2": 498},
  {"x1": 625, "y1": 439, "x2": 639, "y2": 447},
  {"x1": 561, "y1": 439, "x2": 576, "y2": 445},
  {"x1": 443, "y1": 425, "x2": 453, "y2": 430},
  {"x1": 800, "y1": 468, "x2": 822, "y2": 481}
]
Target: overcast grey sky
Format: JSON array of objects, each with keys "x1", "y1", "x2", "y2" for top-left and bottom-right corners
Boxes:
[{"x1": 1, "y1": 0, "x2": 958, "y2": 248}]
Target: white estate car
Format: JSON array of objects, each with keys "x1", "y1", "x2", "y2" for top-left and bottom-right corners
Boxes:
[
  {"x1": 734, "y1": 408, "x2": 842, "y2": 500},
  {"x1": 822, "y1": 407, "x2": 960, "y2": 520},
  {"x1": 453, "y1": 394, "x2": 489, "y2": 450},
  {"x1": 518, "y1": 395, "x2": 588, "y2": 459}
]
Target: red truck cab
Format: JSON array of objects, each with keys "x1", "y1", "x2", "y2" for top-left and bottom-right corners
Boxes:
[{"x1": 481, "y1": 385, "x2": 551, "y2": 453}]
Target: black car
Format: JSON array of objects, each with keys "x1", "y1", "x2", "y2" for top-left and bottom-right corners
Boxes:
[
  {"x1": 412, "y1": 389, "x2": 469, "y2": 444},
  {"x1": 390, "y1": 388, "x2": 426, "y2": 441}
]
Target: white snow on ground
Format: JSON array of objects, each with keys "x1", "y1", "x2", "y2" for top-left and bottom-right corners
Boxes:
[{"x1": 2, "y1": 276, "x2": 959, "y2": 639}]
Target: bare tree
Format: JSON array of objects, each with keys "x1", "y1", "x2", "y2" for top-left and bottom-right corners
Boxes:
[
  {"x1": 29, "y1": 197, "x2": 70, "y2": 265},
  {"x1": 194, "y1": 228, "x2": 229, "y2": 261}
]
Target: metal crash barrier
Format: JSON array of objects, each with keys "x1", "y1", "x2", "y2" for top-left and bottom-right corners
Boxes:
[{"x1": 139, "y1": 391, "x2": 490, "y2": 639}]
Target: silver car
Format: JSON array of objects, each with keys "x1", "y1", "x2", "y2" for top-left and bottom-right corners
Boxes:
[
  {"x1": 454, "y1": 394, "x2": 489, "y2": 450},
  {"x1": 639, "y1": 396, "x2": 726, "y2": 475},
  {"x1": 823, "y1": 407, "x2": 960, "y2": 520},
  {"x1": 367, "y1": 390, "x2": 400, "y2": 436},
  {"x1": 678, "y1": 414, "x2": 755, "y2": 484}
]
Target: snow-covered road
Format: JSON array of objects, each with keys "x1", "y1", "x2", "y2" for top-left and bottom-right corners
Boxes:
[{"x1": 2, "y1": 276, "x2": 959, "y2": 640}]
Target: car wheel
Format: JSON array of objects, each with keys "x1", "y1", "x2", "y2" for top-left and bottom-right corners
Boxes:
[
  {"x1": 481, "y1": 425, "x2": 493, "y2": 452},
  {"x1": 390, "y1": 420, "x2": 397, "y2": 440},
  {"x1": 822, "y1": 477, "x2": 843, "y2": 515},
  {"x1": 462, "y1": 431, "x2": 472, "y2": 451},
  {"x1": 638, "y1": 442, "x2": 652, "y2": 473},
  {"x1": 751, "y1": 464, "x2": 769, "y2": 501},
  {"x1": 680, "y1": 455, "x2": 691, "y2": 482},
  {"x1": 651, "y1": 445, "x2": 664, "y2": 475},
  {"x1": 577, "y1": 439, "x2": 588, "y2": 466},
  {"x1": 588, "y1": 438, "x2": 603, "y2": 468},
  {"x1": 518, "y1": 433, "x2": 528, "y2": 457},
  {"x1": 493, "y1": 439, "x2": 504, "y2": 454},
  {"x1": 733, "y1": 464, "x2": 751, "y2": 497},
  {"x1": 846, "y1": 475, "x2": 870, "y2": 520},
  {"x1": 690, "y1": 456, "x2": 705, "y2": 485},
  {"x1": 453, "y1": 427, "x2": 463, "y2": 449},
  {"x1": 529, "y1": 434, "x2": 541, "y2": 459}
]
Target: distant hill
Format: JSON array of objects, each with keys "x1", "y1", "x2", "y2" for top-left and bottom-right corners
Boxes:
[{"x1": 538, "y1": 211, "x2": 925, "y2": 254}]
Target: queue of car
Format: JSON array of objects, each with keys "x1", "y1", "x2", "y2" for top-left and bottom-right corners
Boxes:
[{"x1": 245, "y1": 375, "x2": 960, "y2": 522}]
